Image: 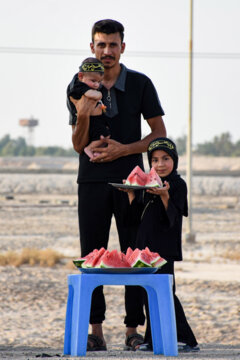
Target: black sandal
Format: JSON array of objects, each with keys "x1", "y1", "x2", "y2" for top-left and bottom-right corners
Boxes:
[
  {"x1": 136, "y1": 342, "x2": 153, "y2": 351},
  {"x1": 125, "y1": 333, "x2": 144, "y2": 351},
  {"x1": 87, "y1": 334, "x2": 107, "y2": 351}
]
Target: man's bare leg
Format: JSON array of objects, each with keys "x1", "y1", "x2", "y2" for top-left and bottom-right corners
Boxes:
[{"x1": 88, "y1": 323, "x2": 106, "y2": 347}]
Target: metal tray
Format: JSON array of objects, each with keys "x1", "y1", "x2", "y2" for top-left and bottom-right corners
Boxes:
[
  {"x1": 109, "y1": 183, "x2": 161, "y2": 190},
  {"x1": 78, "y1": 267, "x2": 158, "y2": 274}
]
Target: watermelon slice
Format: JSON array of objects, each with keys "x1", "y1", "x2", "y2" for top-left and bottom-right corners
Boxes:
[
  {"x1": 143, "y1": 247, "x2": 161, "y2": 265},
  {"x1": 94, "y1": 249, "x2": 110, "y2": 268},
  {"x1": 125, "y1": 247, "x2": 134, "y2": 260},
  {"x1": 73, "y1": 247, "x2": 167, "y2": 269},
  {"x1": 128, "y1": 248, "x2": 152, "y2": 268},
  {"x1": 81, "y1": 248, "x2": 106, "y2": 268},
  {"x1": 73, "y1": 249, "x2": 98, "y2": 268},
  {"x1": 152, "y1": 257, "x2": 167, "y2": 268},
  {"x1": 73, "y1": 257, "x2": 87, "y2": 268},
  {"x1": 146, "y1": 167, "x2": 163, "y2": 187},
  {"x1": 99, "y1": 249, "x2": 131, "y2": 268},
  {"x1": 125, "y1": 166, "x2": 148, "y2": 186}
]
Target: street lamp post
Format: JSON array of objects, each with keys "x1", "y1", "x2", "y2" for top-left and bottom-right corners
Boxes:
[{"x1": 185, "y1": 0, "x2": 196, "y2": 243}]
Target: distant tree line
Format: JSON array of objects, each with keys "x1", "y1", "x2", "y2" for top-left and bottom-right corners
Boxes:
[
  {"x1": 174, "y1": 132, "x2": 240, "y2": 156},
  {"x1": 0, "y1": 135, "x2": 77, "y2": 157},
  {"x1": 0, "y1": 132, "x2": 239, "y2": 157}
]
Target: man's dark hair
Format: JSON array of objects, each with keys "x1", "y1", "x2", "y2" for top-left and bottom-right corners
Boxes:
[{"x1": 92, "y1": 19, "x2": 124, "y2": 43}]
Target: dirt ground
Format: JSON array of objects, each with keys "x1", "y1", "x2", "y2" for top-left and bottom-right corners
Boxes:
[{"x1": 0, "y1": 170, "x2": 240, "y2": 359}]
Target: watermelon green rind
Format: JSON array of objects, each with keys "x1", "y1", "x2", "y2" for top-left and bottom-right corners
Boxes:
[
  {"x1": 73, "y1": 259, "x2": 86, "y2": 268},
  {"x1": 131, "y1": 259, "x2": 152, "y2": 268}
]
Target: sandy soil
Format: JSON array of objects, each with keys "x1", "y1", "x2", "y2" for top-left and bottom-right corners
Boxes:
[{"x1": 0, "y1": 166, "x2": 240, "y2": 359}]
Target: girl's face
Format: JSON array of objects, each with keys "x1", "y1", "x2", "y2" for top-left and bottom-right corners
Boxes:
[{"x1": 151, "y1": 150, "x2": 174, "y2": 177}]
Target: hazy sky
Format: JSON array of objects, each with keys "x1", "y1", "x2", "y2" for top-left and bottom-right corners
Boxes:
[{"x1": 0, "y1": 0, "x2": 239, "y2": 148}]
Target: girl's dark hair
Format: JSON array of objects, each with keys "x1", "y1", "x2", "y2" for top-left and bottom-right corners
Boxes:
[{"x1": 92, "y1": 19, "x2": 124, "y2": 43}]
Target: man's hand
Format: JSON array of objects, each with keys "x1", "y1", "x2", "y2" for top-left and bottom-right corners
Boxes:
[{"x1": 90, "y1": 138, "x2": 128, "y2": 162}]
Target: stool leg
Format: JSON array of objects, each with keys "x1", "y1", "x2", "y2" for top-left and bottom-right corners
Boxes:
[
  {"x1": 155, "y1": 277, "x2": 178, "y2": 356},
  {"x1": 63, "y1": 284, "x2": 74, "y2": 355},
  {"x1": 70, "y1": 275, "x2": 93, "y2": 356},
  {"x1": 145, "y1": 285, "x2": 163, "y2": 355}
]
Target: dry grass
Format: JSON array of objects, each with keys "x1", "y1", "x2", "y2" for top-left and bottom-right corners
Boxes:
[
  {"x1": 0, "y1": 248, "x2": 64, "y2": 267},
  {"x1": 222, "y1": 249, "x2": 240, "y2": 261}
]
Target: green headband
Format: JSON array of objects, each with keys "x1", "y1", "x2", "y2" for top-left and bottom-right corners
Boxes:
[
  {"x1": 79, "y1": 62, "x2": 104, "y2": 73},
  {"x1": 148, "y1": 139, "x2": 175, "y2": 152}
]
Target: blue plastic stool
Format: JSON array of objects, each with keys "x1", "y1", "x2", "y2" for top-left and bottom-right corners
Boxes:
[{"x1": 63, "y1": 273, "x2": 178, "y2": 357}]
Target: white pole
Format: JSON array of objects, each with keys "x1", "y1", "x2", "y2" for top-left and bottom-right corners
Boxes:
[{"x1": 185, "y1": 0, "x2": 196, "y2": 243}]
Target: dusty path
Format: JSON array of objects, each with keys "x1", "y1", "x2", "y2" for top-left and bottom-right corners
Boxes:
[{"x1": 0, "y1": 171, "x2": 240, "y2": 359}]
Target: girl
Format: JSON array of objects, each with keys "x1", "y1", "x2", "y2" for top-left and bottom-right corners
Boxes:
[{"x1": 124, "y1": 137, "x2": 199, "y2": 353}]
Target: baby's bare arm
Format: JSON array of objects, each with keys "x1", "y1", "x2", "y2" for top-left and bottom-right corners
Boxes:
[{"x1": 85, "y1": 89, "x2": 102, "y2": 101}]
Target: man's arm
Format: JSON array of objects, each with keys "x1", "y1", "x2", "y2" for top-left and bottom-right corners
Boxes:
[
  {"x1": 70, "y1": 96, "x2": 100, "y2": 153},
  {"x1": 91, "y1": 115, "x2": 166, "y2": 162},
  {"x1": 127, "y1": 115, "x2": 167, "y2": 154}
]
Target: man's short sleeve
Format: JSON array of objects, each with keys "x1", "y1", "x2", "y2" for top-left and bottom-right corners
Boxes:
[
  {"x1": 67, "y1": 96, "x2": 77, "y2": 125},
  {"x1": 66, "y1": 73, "x2": 79, "y2": 125},
  {"x1": 141, "y1": 77, "x2": 165, "y2": 119}
]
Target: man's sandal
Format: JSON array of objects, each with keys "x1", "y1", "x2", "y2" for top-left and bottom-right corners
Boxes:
[
  {"x1": 87, "y1": 334, "x2": 107, "y2": 351},
  {"x1": 125, "y1": 333, "x2": 144, "y2": 351},
  {"x1": 136, "y1": 342, "x2": 153, "y2": 351}
]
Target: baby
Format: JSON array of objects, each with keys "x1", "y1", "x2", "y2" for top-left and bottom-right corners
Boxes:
[{"x1": 67, "y1": 57, "x2": 110, "y2": 158}]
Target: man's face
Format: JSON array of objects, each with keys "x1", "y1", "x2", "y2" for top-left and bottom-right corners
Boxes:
[{"x1": 90, "y1": 32, "x2": 125, "y2": 69}]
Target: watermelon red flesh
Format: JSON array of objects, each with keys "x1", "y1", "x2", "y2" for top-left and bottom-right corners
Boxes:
[
  {"x1": 82, "y1": 248, "x2": 106, "y2": 268},
  {"x1": 94, "y1": 249, "x2": 110, "y2": 268},
  {"x1": 125, "y1": 247, "x2": 133, "y2": 260},
  {"x1": 127, "y1": 248, "x2": 152, "y2": 268},
  {"x1": 125, "y1": 166, "x2": 148, "y2": 186},
  {"x1": 88, "y1": 247, "x2": 106, "y2": 268},
  {"x1": 145, "y1": 167, "x2": 163, "y2": 187},
  {"x1": 143, "y1": 247, "x2": 161, "y2": 265},
  {"x1": 152, "y1": 257, "x2": 167, "y2": 268},
  {"x1": 100, "y1": 249, "x2": 131, "y2": 268}
]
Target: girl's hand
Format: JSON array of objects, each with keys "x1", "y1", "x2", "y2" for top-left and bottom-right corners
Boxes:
[
  {"x1": 117, "y1": 180, "x2": 135, "y2": 204},
  {"x1": 146, "y1": 180, "x2": 170, "y2": 196},
  {"x1": 117, "y1": 180, "x2": 133, "y2": 194},
  {"x1": 147, "y1": 181, "x2": 170, "y2": 209}
]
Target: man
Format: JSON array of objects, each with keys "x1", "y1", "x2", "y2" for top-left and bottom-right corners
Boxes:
[{"x1": 67, "y1": 19, "x2": 166, "y2": 351}]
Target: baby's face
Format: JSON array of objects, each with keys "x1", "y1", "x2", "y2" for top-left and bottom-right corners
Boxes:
[{"x1": 79, "y1": 72, "x2": 103, "y2": 90}]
